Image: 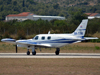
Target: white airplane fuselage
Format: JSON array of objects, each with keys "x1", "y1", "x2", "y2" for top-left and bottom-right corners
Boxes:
[{"x1": 16, "y1": 34, "x2": 80, "y2": 49}]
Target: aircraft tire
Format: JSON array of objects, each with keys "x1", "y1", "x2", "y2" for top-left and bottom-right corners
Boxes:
[
  {"x1": 55, "y1": 48, "x2": 60, "y2": 55},
  {"x1": 27, "y1": 51, "x2": 30, "y2": 55},
  {"x1": 32, "y1": 51, "x2": 36, "y2": 55},
  {"x1": 55, "y1": 51, "x2": 59, "y2": 55}
]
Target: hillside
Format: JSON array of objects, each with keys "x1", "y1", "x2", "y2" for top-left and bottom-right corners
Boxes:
[
  {"x1": 0, "y1": 0, "x2": 100, "y2": 20},
  {"x1": 34, "y1": 0, "x2": 99, "y2": 7}
]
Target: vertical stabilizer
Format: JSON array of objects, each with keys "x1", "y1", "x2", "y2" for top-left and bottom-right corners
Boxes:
[{"x1": 72, "y1": 19, "x2": 88, "y2": 38}]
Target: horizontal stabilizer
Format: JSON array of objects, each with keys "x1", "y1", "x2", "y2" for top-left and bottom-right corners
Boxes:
[{"x1": 84, "y1": 37, "x2": 98, "y2": 40}]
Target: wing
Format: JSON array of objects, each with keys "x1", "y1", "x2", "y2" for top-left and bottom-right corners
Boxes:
[
  {"x1": 16, "y1": 40, "x2": 52, "y2": 48},
  {"x1": 1, "y1": 38, "x2": 51, "y2": 47},
  {"x1": 34, "y1": 44, "x2": 52, "y2": 48},
  {"x1": 1, "y1": 38, "x2": 16, "y2": 44}
]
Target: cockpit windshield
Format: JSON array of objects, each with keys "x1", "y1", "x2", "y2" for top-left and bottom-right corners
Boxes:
[{"x1": 33, "y1": 36, "x2": 39, "y2": 40}]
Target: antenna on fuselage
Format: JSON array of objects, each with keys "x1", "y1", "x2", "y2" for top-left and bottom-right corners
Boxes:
[{"x1": 48, "y1": 31, "x2": 50, "y2": 34}]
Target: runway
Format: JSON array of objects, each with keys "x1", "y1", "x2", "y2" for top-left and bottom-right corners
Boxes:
[{"x1": 0, "y1": 53, "x2": 100, "y2": 58}]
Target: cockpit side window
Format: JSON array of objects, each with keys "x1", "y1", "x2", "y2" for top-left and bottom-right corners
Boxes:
[
  {"x1": 34, "y1": 36, "x2": 39, "y2": 40},
  {"x1": 47, "y1": 36, "x2": 51, "y2": 40},
  {"x1": 41, "y1": 36, "x2": 45, "y2": 40}
]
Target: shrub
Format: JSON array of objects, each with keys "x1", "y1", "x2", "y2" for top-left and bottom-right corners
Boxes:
[
  {"x1": 3, "y1": 32, "x2": 11, "y2": 38},
  {"x1": 95, "y1": 46, "x2": 100, "y2": 50},
  {"x1": 17, "y1": 30, "x2": 26, "y2": 39}
]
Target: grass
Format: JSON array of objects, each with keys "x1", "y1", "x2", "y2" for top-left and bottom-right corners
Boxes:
[
  {"x1": 0, "y1": 58, "x2": 100, "y2": 75},
  {"x1": 0, "y1": 42, "x2": 100, "y2": 53},
  {"x1": 95, "y1": 46, "x2": 100, "y2": 50}
]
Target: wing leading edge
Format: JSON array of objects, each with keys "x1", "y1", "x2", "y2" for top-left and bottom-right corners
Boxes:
[
  {"x1": 16, "y1": 40, "x2": 52, "y2": 48},
  {"x1": 1, "y1": 38, "x2": 16, "y2": 44},
  {"x1": 1, "y1": 38, "x2": 51, "y2": 47}
]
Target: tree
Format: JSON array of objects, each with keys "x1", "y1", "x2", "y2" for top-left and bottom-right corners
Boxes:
[
  {"x1": 7, "y1": 0, "x2": 12, "y2": 5},
  {"x1": 68, "y1": 8, "x2": 87, "y2": 25},
  {"x1": 22, "y1": 0, "x2": 25, "y2": 7},
  {"x1": 90, "y1": 7, "x2": 97, "y2": 13},
  {"x1": 13, "y1": 1, "x2": 17, "y2": 5},
  {"x1": 53, "y1": 4, "x2": 59, "y2": 9},
  {"x1": 98, "y1": 0, "x2": 100, "y2": 3}
]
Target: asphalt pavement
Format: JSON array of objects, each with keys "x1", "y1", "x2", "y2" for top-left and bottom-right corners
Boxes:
[{"x1": 0, "y1": 53, "x2": 100, "y2": 58}]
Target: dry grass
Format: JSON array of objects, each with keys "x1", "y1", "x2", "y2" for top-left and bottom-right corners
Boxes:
[
  {"x1": 87, "y1": 32, "x2": 100, "y2": 38},
  {"x1": 0, "y1": 58, "x2": 100, "y2": 75},
  {"x1": 92, "y1": 32, "x2": 100, "y2": 38},
  {"x1": 0, "y1": 42, "x2": 100, "y2": 53}
]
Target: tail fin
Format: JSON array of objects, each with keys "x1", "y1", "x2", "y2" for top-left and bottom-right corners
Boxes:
[{"x1": 72, "y1": 19, "x2": 88, "y2": 38}]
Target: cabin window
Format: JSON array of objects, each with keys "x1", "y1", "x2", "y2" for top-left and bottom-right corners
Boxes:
[
  {"x1": 41, "y1": 36, "x2": 45, "y2": 40},
  {"x1": 34, "y1": 36, "x2": 38, "y2": 40},
  {"x1": 47, "y1": 36, "x2": 51, "y2": 40}
]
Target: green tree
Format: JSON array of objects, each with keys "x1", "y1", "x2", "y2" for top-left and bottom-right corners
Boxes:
[
  {"x1": 13, "y1": 1, "x2": 17, "y2": 5},
  {"x1": 53, "y1": 4, "x2": 59, "y2": 9},
  {"x1": 68, "y1": 8, "x2": 87, "y2": 25}
]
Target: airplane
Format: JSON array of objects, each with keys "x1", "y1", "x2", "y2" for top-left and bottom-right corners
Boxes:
[{"x1": 1, "y1": 19, "x2": 98, "y2": 55}]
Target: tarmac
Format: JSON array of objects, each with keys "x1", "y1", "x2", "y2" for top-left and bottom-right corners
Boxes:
[{"x1": 0, "y1": 53, "x2": 100, "y2": 58}]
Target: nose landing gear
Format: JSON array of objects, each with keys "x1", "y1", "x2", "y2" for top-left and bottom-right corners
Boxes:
[{"x1": 27, "y1": 49, "x2": 30, "y2": 55}]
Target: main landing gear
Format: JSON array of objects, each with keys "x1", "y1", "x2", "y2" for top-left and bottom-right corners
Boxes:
[
  {"x1": 55, "y1": 48, "x2": 60, "y2": 55},
  {"x1": 27, "y1": 47, "x2": 60, "y2": 55},
  {"x1": 27, "y1": 50, "x2": 36, "y2": 55},
  {"x1": 27, "y1": 46, "x2": 36, "y2": 55},
  {"x1": 32, "y1": 51, "x2": 36, "y2": 55}
]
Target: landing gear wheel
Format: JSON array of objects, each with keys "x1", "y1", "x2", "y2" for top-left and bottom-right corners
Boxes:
[
  {"x1": 32, "y1": 51, "x2": 36, "y2": 55},
  {"x1": 27, "y1": 51, "x2": 30, "y2": 55},
  {"x1": 55, "y1": 48, "x2": 60, "y2": 55},
  {"x1": 55, "y1": 50, "x2": 59, "y2": 55}
]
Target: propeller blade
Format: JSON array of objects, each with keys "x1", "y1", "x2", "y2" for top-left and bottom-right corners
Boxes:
[{"x1": 16, "y1": 45, "x2": 17, "y2": 53}]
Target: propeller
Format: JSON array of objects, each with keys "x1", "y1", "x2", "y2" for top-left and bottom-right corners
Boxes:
[{"x1": 16, "y1": 45, "x2": 17, "y2": 53}]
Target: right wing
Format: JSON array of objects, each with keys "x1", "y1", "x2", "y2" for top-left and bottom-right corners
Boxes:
[
  {"x1": 1, "y1": 38, "x2": 16, "y2": 44},
  {"x1": 1, "y1": 38, "x2": 52, "y2": 48}
]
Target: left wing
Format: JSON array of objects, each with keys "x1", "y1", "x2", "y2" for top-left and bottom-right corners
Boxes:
[
  {"x1": 16, "y1": 40, "x2": 52, "y2": 48},
  {"x1": 34, "y1": 44, "x2": 52, "y2": 48}
]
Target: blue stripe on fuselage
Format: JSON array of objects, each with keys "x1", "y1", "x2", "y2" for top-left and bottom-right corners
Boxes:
[{"x1": 17, "y1": 39, "x2": 79, "y2": 44}]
